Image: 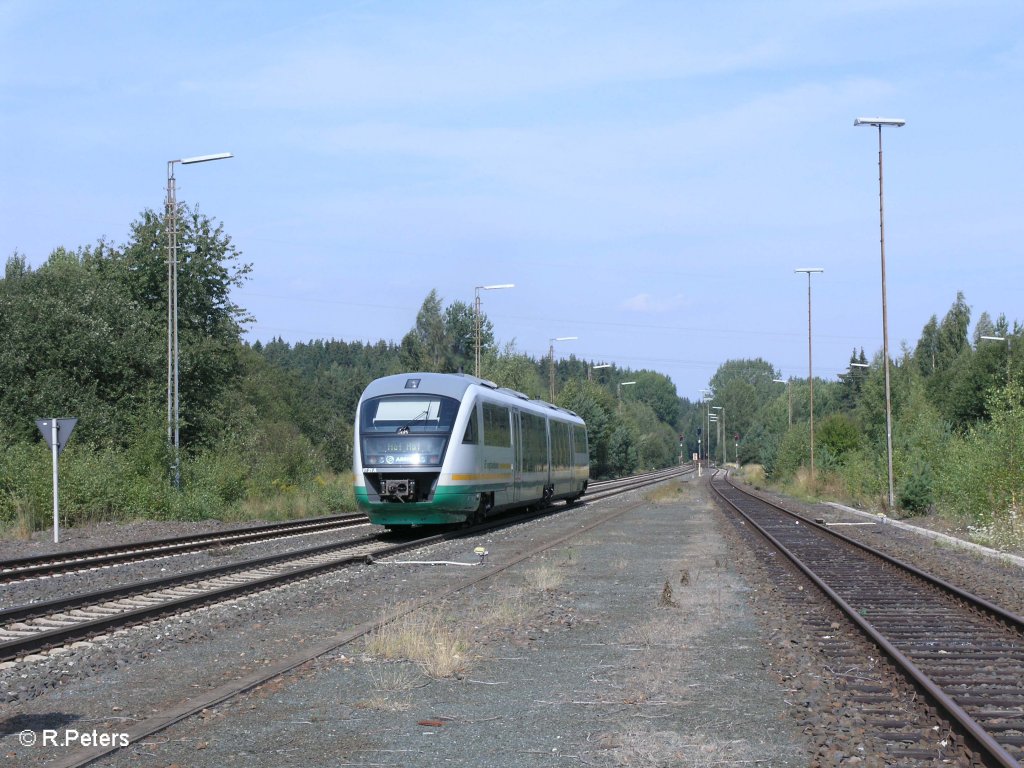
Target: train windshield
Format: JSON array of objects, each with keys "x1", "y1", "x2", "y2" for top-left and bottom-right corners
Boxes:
[{"x1": 359, "y1": 395, "x2": 461, "y2": 468}]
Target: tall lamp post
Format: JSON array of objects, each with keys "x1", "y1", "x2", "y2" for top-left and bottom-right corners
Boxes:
[
  {"x1": 795, "y1": 268, "x2": 824, "y2": 479},
  {"x1": 166, "y1": 152, "x2": 232, "y2": 488},
  {"x1": 548, "y1": 336, "x2": 577, "y2": 400},
  {"x1": 700, "y1": 389, "x2": 712, "y2": 463},
  {"x1": 773, "y1": 378, "x2": 792, "y2": 426},
  {"x1": 855, "y1": 116, "x2": 904, "y2": 510},
  {"x1": 617, "y1": 380, "x2": 636, "y2": 410},
  {"x1": 712, "y1": 405, "x2": 725, "y2": 464},
  {"x1": 474, "y1": 283, "x2": 514, "y2": 377},
  {"x1": 980, "y1": 335, "x2": 1011, "y2": 385},
  {"x1": 590, "y1": 363, "x2": 611, "y2": 381}
]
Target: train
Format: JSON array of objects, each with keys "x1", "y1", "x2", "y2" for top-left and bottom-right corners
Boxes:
[{"x1": 353, "y1": 372, "x2": 589, "y2": 528}]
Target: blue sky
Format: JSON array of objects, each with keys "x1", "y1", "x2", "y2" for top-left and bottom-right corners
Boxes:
[{"x1": 2, "y1": 1, "x2": 1022, "y2": 399}]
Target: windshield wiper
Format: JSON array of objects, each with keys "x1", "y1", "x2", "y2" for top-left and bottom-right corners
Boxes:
[{"x1": 396, "y1": 410, "x2": 429, "y2": 434}]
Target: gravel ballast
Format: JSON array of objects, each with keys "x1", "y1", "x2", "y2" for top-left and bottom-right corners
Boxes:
[
  {"x1": 4, "y1": 474, "x2": 1022, "y2": 767},
  {"x1": 2, "y1": 478, "x2": 811, "y2": 767}
]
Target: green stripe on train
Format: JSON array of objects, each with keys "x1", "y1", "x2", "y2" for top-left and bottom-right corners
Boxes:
[{"x1": 355, "y1": 483, "x2": 484, "y2": 525}]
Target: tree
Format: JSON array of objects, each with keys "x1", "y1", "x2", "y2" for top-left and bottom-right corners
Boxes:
[
  {"x1": 443, "y1": 300, "x2": 493, "y2": 374},
  {"x1": 628, "y1": 371, "x2": 681, "y2": 427},
  {"x1": 0, "y1": 246, "x2": 161, "y2": 446},
  {"x1": 400, "y1": 290, "x2": 447, "y2": 372},
  {"x1": 117, "y1": 206, "x2": 251, "y2": 446}
]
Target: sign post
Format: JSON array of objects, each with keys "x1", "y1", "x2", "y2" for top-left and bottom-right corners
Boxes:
[{"x1": 35, "y1": 418, "x2": 77, "y2": 543}]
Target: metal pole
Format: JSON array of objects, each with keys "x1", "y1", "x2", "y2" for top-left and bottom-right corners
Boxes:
[
  {"x1": 51, "y1": 419, "x2": 59, "y2": 544},
  {"x1": 166, "y1": 161, "x2": 180, "y2": 488},
  {"x1": 474, "y1": 288, "x2": 482, "y2": 378},
  {"x1": 795, "y1": 269, "x2": 822, "y2": 478},
  {"x1": 807, "y1": 272, "x2": 815, "y2": 478},
  {"x1": 549, "y1": 342, "x2": 555, "y2": 401},
  {"x1": 721, "y1": 408, "x2": 726, "y2": 464},
  {"x1": 877, "y1": 124, "x2": 896, "y2": 510}
]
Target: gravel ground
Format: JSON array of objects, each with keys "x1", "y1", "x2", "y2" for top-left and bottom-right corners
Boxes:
[
  {"x1": 3, "y1": 476, "x2": 1022, "y2": 767},
  {"x1": 2, "y1": 479, "x2": 812, "y2": 767}
]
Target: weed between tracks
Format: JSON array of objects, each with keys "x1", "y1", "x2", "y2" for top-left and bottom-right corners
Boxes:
[{"x1": 358, "y1": 554, "x2": 578, "y2": 712}]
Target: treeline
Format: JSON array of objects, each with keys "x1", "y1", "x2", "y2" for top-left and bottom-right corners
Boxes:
[
  {"x1": 0, "y1": 208, "x2": 683, "y2": 531},
  {"x1": 699, "y1": 292, "x2": 1023, "y2": 548},
  {"x1": 254, "y1": 287, "x2": 684, "y2": 478}
]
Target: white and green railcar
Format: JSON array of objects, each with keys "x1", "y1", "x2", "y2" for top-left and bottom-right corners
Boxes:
[{"x1": 353, "y1": 372, "x2": 589, "y2": 528}]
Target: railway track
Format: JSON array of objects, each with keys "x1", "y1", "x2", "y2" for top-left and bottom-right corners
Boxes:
[
  {"x1": 0, "y1": 468, "x2": 689, "y2": 586},
  {"x1": 711, "y1": 472, "x2": 1024, "y2": 767},
  {"x1": 0, "y1": 513, "x2": 370, "y2": 584},
  {"x1": 0, "y1": 465, "x2": 692, "y2": 664}
]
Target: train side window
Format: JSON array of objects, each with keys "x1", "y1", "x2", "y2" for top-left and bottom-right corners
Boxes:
[
  {"x1": 463, "y1": 406, "x2": 479, "y2": 444},
  {"x1": 573, "y1": 425, "x2": 588, "y2": 455},
  {"x1": 482, "y1": 402, "x2": 511, "y2": 447}
]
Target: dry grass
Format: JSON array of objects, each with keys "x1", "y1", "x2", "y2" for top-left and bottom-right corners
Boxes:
[
  {"x1": 366, "y1": 662, "x2": 421, "y2": 693},
  {"x1": 364, "y1": 608, "x2": 470, "y2": 679},
  {"x1": 470, "y1": 586, "x2": 529, "y2": 629},
  {"x1": 8, "y1": 494, "x2": 39, "y2": 540},
  {"x1": 598, "y1": 729, "x2": 768, "y2": 767},
  {"x1": 524, "y1": 563, "x2": 565, "y2": 591},
  {"x1": 734, "y1": 463, "x2": 766, "y2": 487},
  {"x1": 644, "y1": 480, "x2": 690, "y2": 504}
]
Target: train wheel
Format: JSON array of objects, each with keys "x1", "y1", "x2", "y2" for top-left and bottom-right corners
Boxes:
[{"x1": 466, "y1": 493, "x2": 492, "y2": 527}]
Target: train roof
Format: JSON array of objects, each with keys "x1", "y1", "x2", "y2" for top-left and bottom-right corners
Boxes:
[{"x1": 359, "y1": 372, "x2": 583, "y2": 423}]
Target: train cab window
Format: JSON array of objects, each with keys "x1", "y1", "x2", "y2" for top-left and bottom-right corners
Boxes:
[
  {"x1": 360, "y1": 395, "x2": 460, "y2": 434},
  {"x1": 358, "y1": 394, "x2": 461, "y2": 468},
  {"x1": 462, "y1": 407, "x2": 479, "y2": 444},
  {"x1": 573, "y1": 425, "x2": 589, "y2": 455},
  {"x1": 482, "y1": 402, "x2": 511, "y2": 447}
]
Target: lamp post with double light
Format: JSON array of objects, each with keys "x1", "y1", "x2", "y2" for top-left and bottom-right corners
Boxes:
[
  {"x1": 473, "y1": 283, "x2": 514, "y2": 377},
  {"x1": 795, "y1": 268, "x2": 823, "y2": 479},
  {"x1": 980, "y1": 335, "x2": 1011, "y2": 386},
  {"x1": 712, "y1": 405, "x2": 725, "y2": 464},
  {"x1": 166, "y1": 152, "x2": 232, "y2": 488},
  {"x1": 773, "y1": 378, "x2": 792, "y2": 426},
  {"x1": 855, "y1": 116, "x2": 904, "y2": 509},
  {"x1": 548, "y1": 336, "x2": 577, "y2": 400},
  {"x1": 700, "y1": 389, "x2": 712, "y2": 465},
  {"x1": 617, "y1": 380, "x2": 636, "y2": 411}
]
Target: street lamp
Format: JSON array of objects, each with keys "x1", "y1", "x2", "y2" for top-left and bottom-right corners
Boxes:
[
  {"x1": 712, "y1": 405, "x2": 725, "y2": 464},
  {"x1": 773, "y1": 378, "x2": 792, "y2": 426},
  {"x1": 474, "y1": 283, "x2": 514, "y2": 377},
  {"x1": 617, "y1": 380, "x2": 636, "y2": 412},
  {"x1": 700, "y1": 389, "x2": 712, "y2": 464},
  {"x1": 548, "y1": 336, "x2": 577, "y2": 400},
  {"x1": 166, "y1": 151, "x2": 232, "y2": 488},
  {"x1": 980, "y1": 335, "x2": 1011, "y2": 385},
  {"x1": 590, "y1": 363, "x2": 612, "y2": 381},
  {"x1": 855, "y1": 116, "x2": 904, "y2": 509},
  {"x1": 795, "y1": 268, "x2": 824, "y2": 479}
]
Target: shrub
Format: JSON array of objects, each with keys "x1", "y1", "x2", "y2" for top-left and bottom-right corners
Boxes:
[{"x1": 898, "y1": 457, "x2": 934, "y2": 514}]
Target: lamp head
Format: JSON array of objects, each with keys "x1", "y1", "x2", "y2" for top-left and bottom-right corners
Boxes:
[
  {"x1": 179, "y1": 152, "x2": 234, "y2": 164},
  {"x1": 854, "y1": 117, "x2": 905, "y2": 127}
]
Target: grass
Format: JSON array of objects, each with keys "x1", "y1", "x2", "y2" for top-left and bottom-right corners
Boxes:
[
  {"x1": 644, "y1": 480, "x2": 690, "y2": 504},
  {"x1": 8, "y1": 493, "x2": 40, "y2": 540},
  {"x1": 364, "y1": 607, "x2": 470, "y2": 679},
  {"x1": 524, "y1": 563, "x2": 565, "y2": 591}
]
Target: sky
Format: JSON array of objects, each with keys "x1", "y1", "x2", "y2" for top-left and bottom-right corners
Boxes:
[{"x1": 2, "y1": 1, "x2": 1022, "y2": 400}]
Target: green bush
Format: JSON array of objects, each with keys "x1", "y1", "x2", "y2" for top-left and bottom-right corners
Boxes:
[{"x1": 898, "y1": 457, "x2": 934, "y2": 514}]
